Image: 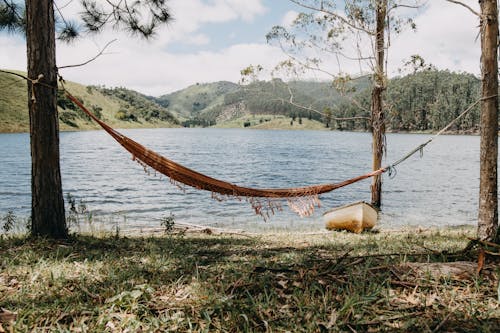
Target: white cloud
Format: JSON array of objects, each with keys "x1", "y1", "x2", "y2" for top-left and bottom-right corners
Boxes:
[
  {"x1": 0, "y1": 1, "x2": 484, "y2": 96},
  {"x1": 56, "y1": 40, "x2": 285, "y2": 95},
  {"x1": 272, "y1": 1, "x2": 482, "y2": 80},
  {"x1": 184, "y1": 33, "x2": 211, "y2": 45},
  {"x1": 281, "y1": 10, "x2": 299, "y2": 28},
  {"x1": 387, "y1": 1, "x2": 481, "y2": 76},
  {"x1": 160, "y1": 0, "x2": 267, "y2": 45},
  {"x1": 0, "y1": 36, "x2": 26, "y2": 70}
]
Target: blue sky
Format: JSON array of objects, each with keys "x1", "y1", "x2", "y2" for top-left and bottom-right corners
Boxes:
[
  {"x1": 0, "y1": 0, "x2": 482, "y2": 96},
  {"x1": 168, "y1": 1, "x2": 294, "y2": 54}
]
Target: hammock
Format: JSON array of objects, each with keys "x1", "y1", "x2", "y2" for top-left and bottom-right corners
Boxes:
[{"x1": 65, "y1": 92, "x2": 386, "y2": 219}]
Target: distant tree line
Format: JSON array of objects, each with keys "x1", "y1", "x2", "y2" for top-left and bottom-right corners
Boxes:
[
  {"x1": 94, "y1": 86, "x2": 179, "y2": 124},
  {"x1": 334, "y1": 70, "x2": 481, "y2": 133}
]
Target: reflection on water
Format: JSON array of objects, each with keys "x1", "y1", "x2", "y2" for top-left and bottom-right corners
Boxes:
[{"x1": 0, "y1": 128, "x2": 480, "y2": 231}]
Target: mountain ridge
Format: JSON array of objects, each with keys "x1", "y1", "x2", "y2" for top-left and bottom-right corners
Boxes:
[{"x1": 0, "y1": 69, "x2": 483, "y2": 133}]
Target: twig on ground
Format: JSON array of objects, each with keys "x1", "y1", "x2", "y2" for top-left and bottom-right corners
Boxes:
[{"x1": 432, "y1": 307, "x2": 458, "y2": 333}]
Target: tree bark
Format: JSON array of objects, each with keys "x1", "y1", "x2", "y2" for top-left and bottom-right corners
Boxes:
[
  {"x1": 478, "y1": 0, "x2": 498, "y2": 242},
  {"x1": 370, "y1": 0, "x2": 387, "y2": 208},
  {"x1": 26, "y1": 0, "x2": 67, "y2": 238}
]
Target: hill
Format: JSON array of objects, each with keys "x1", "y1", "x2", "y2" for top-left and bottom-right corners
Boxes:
[
  {"x1": 1, "y1": 69, "x2": 484, "y2": 133},
  {"x1": 0, "y1": 71, "x2": 179, "y2": 133},
  {"x1": 154, "y1": 81, "x2": 240, "y2": 121},
  {"x1": 149, "y1": 78, "x2": 368, "y2": 128},
  {"x1": 333, "y1": 70, "x2": 481, "y2": 132}
]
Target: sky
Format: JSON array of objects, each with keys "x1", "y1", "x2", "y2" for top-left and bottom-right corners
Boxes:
[{"x1": 0, "y1": 0, "x2": 482, "y2": 96}]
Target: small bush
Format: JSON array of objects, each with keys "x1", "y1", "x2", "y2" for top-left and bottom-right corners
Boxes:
[
  {"x1": 59, "y1": 112, "x2": 78, "y2": 127},
  {"x1": 2, "y1": 210, "x2": 16, "y2": 233},
  {"x1": 160, "y1": 213, "x2": 176, "y2": 234}
]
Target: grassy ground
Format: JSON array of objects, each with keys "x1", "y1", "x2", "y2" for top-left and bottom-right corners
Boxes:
[
  {"x1": 214, "y1": 114, "x2": 327, "y2": 131},
  {"x1": 0, "y1": 227, "x2": 499, "y2": 332}
]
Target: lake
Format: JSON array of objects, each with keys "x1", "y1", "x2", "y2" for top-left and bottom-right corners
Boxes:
[{"x1": 0, "y1": 128, "x2": 480, "y2": 232}]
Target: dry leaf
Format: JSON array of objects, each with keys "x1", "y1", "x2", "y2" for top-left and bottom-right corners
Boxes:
[
  {"x1": 477, "y1": 249, "x2": 485, "y2": 274},
  {"x1": 0, "y1": 308, "x2": 17, "y2": 323}
]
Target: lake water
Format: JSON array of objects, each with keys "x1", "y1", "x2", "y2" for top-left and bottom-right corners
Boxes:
[{"x1": 0, "y1": 128, "x2": 480, "y2": 232}]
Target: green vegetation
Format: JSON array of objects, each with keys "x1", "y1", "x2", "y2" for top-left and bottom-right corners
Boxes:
[
  {"x1": 94, "y1": 86, "x2": 178, "y2": 125},
  {"x1": 0, "y1": 71, "x2": 29, "y2": 133},
  {"x1": 0, "y1": 69, "x2": 486, "y2": 133},
  {"x1": 0, "y1": 71, "x2": 179, "y2": 133},
  {"x1": 336, "y1": 70, "x2": 481, "y2": 133},
  {"x1": 150, "y1": 70, "x2": 484, "y2": 132},
  {"x1": 0, "y1": 227, "x2": 498, "y2": 331},
  {"x1": 155, "y1": 81, "x2": 240, "y2": 120},
  {"x1": 215, "y1": 114, "x2": 326, "y2": 130}
]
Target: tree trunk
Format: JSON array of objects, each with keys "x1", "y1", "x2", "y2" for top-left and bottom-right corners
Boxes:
[
  {"x1": 26, "y1": 0, "x2": 67, "y2": 238},
  {"x1": 370, "y1": 0, "x2": 387, "y2": 208},
  {"x1": 478, "y1": 0, "x2": 499, "y2": 242}
]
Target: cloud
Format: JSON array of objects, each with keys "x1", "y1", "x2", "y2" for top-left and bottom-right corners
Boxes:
[
  {"x1": 0, "y1": 1, "x2": 484, "y2": 96},
  {"x1": 157, "y1": 0, "x2": 267, "y2": 45},
  {"x1": 387, "y1": 1, "x2": 481, "y2": 75},
  {"x1": 281, "y1": 10, "x2": 299, "y2": 28},
  {"x1": 184, "y1": 33, "x2": 211, "y2": 46},
  {"x1": 57, "y1": 40, "x2": 286, "y2": 95},
  {"x1": 0, "y1": 36, "x2": 26, "y2": 70},
  {"x1": 271, "y1": 1, "x2": 482, "y2": 80}
]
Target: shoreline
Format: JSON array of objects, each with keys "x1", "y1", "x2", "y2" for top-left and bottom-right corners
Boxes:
[{"x1": 0, "y1": 125, "x2": 482, "y2": 136}]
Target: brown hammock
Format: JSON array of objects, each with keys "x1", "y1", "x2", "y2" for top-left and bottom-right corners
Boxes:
[{"x1": 65, "y1": 92, "x2": 386, "y2": 218}]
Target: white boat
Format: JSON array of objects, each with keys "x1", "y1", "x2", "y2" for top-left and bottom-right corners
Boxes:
[{"x1": 323, "y1": 201, "x2": 378, "y2": 233}]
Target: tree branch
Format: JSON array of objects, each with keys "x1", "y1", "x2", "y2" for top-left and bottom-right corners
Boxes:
[
  {"x1": 445, "y1": 0, "x2": 480, "y2": 17},
  {"x1": 58, "y1": 39, "x2": 117, "y2": 69},
  {"x1": 288, "y1": 0, "x2": 375, "y2": 35},
  {"x1": 1, "y1": 0, "x2": 24, "y2": 23}
]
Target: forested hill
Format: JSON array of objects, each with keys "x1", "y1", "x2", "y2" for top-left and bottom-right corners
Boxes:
[
  {"x1": 146, "y1": 70, "x2": 481, "y2": 133},
  {"x1": 334, "y1": 70, "x2": 481, "y2": 132},
  {"x1": 0, "y1": 69, "x2": 482, "y2": 133},
  {"x1": 151, "y1": 78, "x2": 369, "y2": 127}
]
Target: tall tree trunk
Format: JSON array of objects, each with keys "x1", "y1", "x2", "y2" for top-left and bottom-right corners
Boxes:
[
  {"x1": 478, "y1": 0, "x2": 498, "y2": 242},
  {"x1": 26, "y1": 0, "x2": 67, "y2": 238},
  {"x1": 370, "y1": 0, "x2": 387, "y2": 208}
]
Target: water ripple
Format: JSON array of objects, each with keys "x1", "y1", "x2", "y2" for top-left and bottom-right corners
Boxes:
[{"x1": 0, "y1": 128, "x2": 483, "y2": 231}]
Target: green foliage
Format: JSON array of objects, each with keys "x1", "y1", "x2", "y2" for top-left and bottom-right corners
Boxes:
[
  {"x1": 2, "y1": 210, "x2": 16, "y2": 233},
  {"x1": 58, "y1": 112, "x2": 78, "y2": 127},
  {"x1": 0, "y1": 69, "x2": 486, "y2": 134},
  {"x1": 81, "y1": 0, "x2": 171, "y2": 39},
  {"x1": 115, "y1": 108, "x2": 138, "y2": 122},
  {"x1": 160, "y1": 213, "x2": 176, "y2": 234},
  {"x1": 0, "y1": 1, "x2": 25, "y2": 34},
  {"x1": 154, "y1": 81, "x2": 239, "y2": 120},
  {"x1": 96, "y1": 86, "x2": 178, "y2": 124},
  {"x1": 333, "y1": 70, "x2": 481, "y2": 132},
  {"x1": 66, "y1": 193, "x2": 92, "y2": 232}
]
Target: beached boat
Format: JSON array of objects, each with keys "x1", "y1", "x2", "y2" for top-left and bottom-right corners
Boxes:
[{"x1": 323, "y1": 201, "x2": 378, "y2": 233}]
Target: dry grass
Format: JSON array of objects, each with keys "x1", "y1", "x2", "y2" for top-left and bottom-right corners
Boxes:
[{"x1": 0, "y1": 226, "x2": 499, "y2": 332}]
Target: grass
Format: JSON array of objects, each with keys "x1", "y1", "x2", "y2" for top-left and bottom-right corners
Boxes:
[
  {"x1": 1, "y1": 226, "x2": 498, "y2": 332},
  {"x1": 0, "y1": 71, "x2": 178, "y2": 133},
  {"x1": 214, "y1": 114, "x2": 327, "y2": 130}
]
